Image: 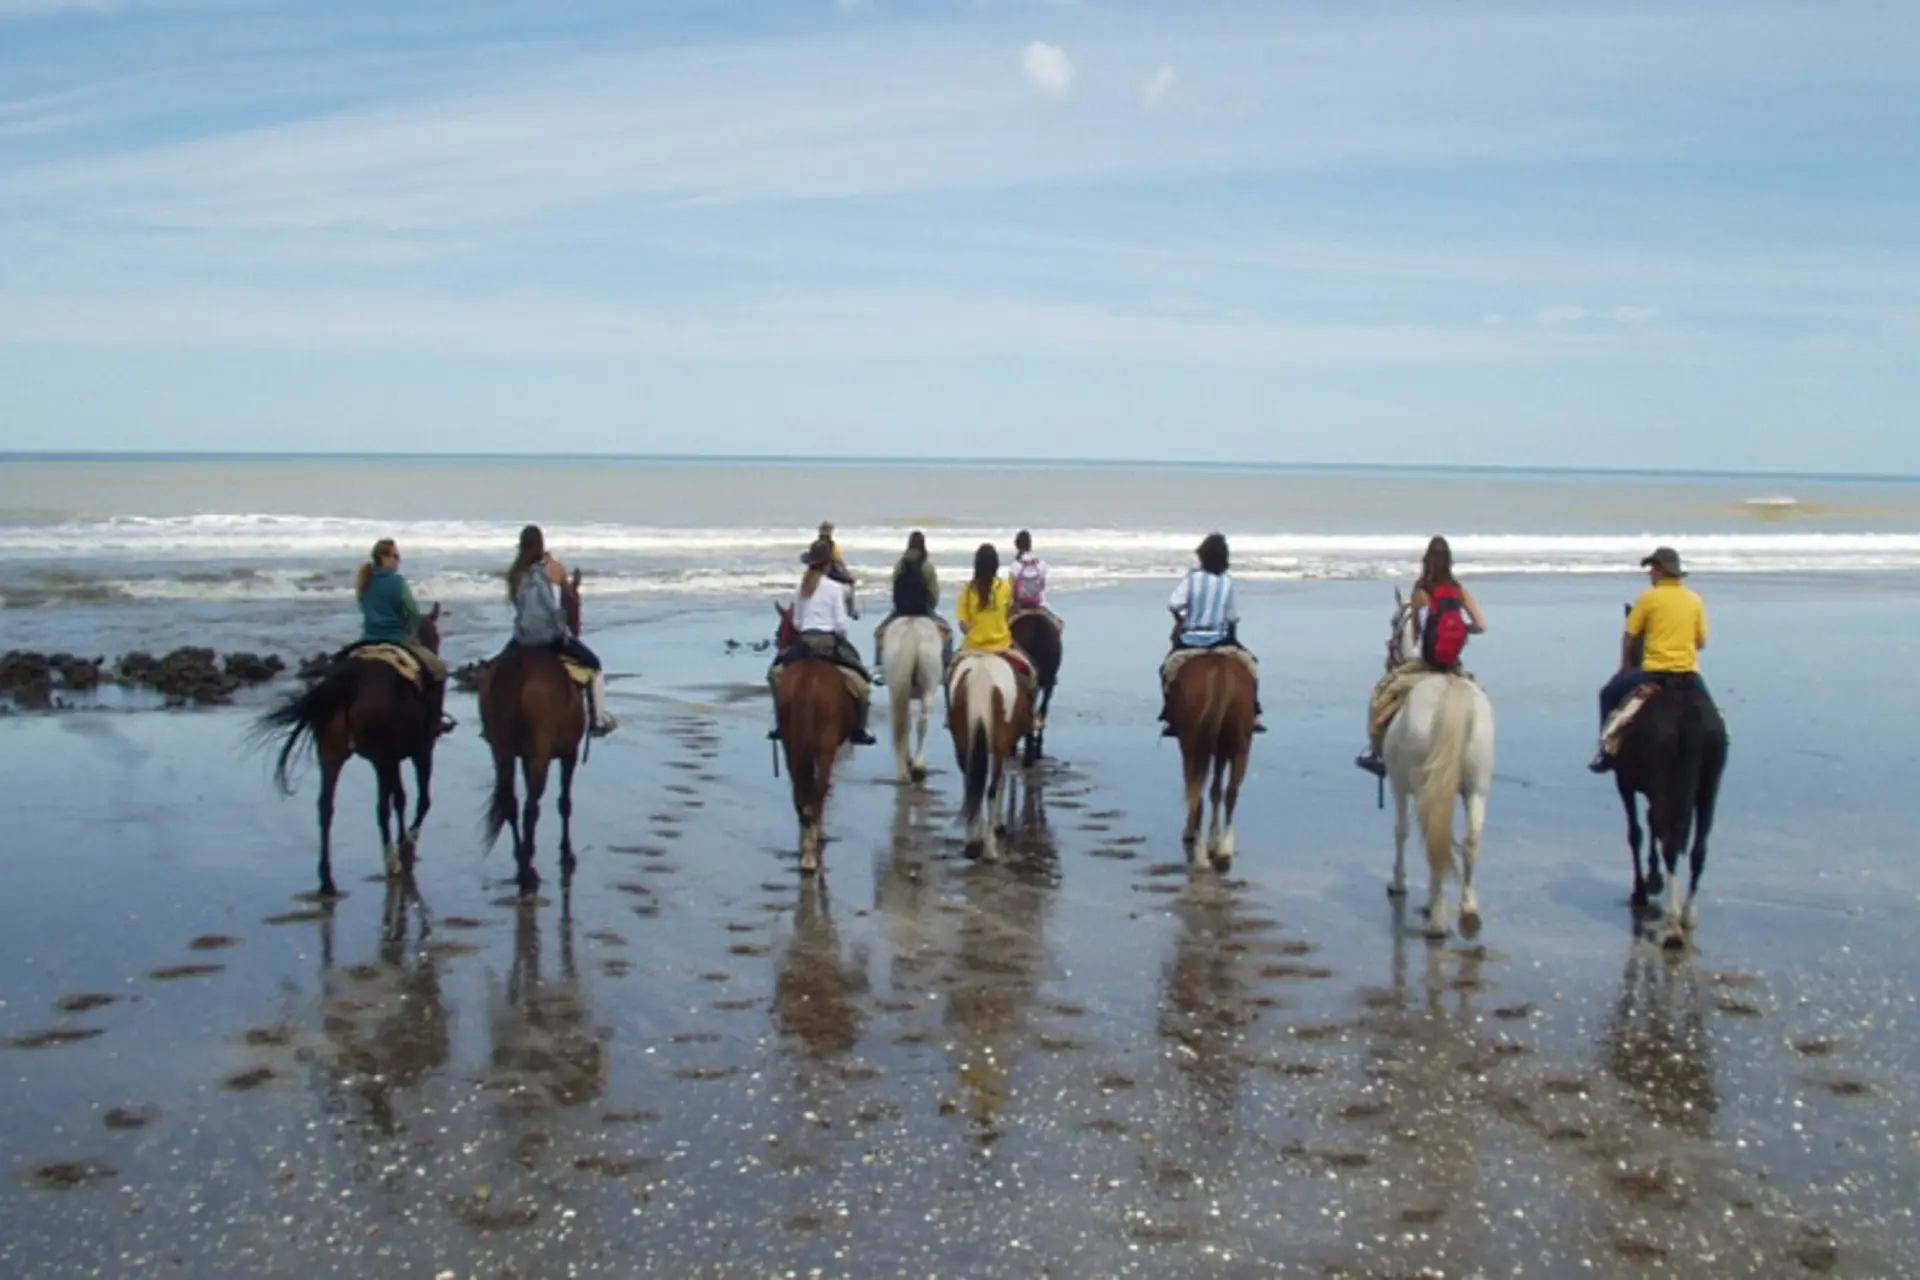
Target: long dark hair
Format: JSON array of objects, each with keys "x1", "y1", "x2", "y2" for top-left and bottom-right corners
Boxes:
[
  {"x1": 355, "y1": 538, "x2": 396, "y2": 599},
  {"x1": 903, "y1": 530, "x2": 927, "y2": 564},
  {"x1": 507, "y1": 524, "x2": 546, "y2": 599},
  {"x1": 1419, "y1": 536, "x2": 1456, "y2": 592},
  {"x1": 1014, "y1": 529, "x2": 1032, "y2": 555},
  {"x1": 1196, "y1": 532, "x2": 1229, "y2": 575},
  {"x1": 969, "y1": 543, "x2": 999, "y2": 609},
  {"x1": 800, "y1": 537, "x2": 832, "y2": 598}
]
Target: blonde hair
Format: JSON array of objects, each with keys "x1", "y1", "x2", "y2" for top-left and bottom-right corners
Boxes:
[{"x1": 356, "y1": 538, "x2": 397, "y2": 598}]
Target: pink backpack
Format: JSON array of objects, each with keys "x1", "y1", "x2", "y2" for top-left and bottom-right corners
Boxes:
[{"x1": 1012, "y1": 555, "x2": 1046, "y2": 608}]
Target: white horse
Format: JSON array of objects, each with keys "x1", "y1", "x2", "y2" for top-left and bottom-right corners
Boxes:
[
  {"x1": 1380, "y1": 592, "x2": 1496, "y2": 938},
  {"x1": 946, "y1": 651, "x2": 1034, "y2": 861},
  {"x1": 882, "y1": 616, "x2": 945, "y2": 783}
]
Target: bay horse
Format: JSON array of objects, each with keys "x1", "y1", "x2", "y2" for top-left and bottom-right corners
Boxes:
[
  {"x1": 1379, "y1": 592, "x2": 1495, "y2": 939},
  {"x1": 254, "y1": 608, "x2": 443, "y2": 898},
  {"x1": 947, "y1": 650, "x2": 1034, "y2": 861},
  {"x1": 773, "y1": 602, "x2": 862, "y2": 874},
  {"x1": 482, "y1": 572, "x2": 588, "y2": 898},
  {"x1": 1164, "y1": 649, "x2": 1254, "y2": 869},
  {"x1": 1610, "y1": 674, "x2": 1728, "y2": 949},
  {"x1": 1009, "y1": 612, "x2": 1062, "y2": 765},
  {"x1": 881, "y1": 615, "x2": 944, "y2": 784}
]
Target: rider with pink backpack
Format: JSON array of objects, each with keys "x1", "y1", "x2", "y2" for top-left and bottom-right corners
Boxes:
[
  {"x1": 1010, "y1": 531, "x2": 1058, "y2": 623},
  {"x1": 1356, "y1": 536, "x2": 1487, "y2": 778}
]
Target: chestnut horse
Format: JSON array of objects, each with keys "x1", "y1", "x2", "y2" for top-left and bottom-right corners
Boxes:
[
  {"x1": 254, "y1": 608, "x2": 444, "y2": 898},
  {"x1": 1165, "y1": 650, "x2": 1255, "y2": 870},
  {"x1": 774, "y1": 602, "x2": 862, "y2": 874},
  {"x1": 482, "y1": 572, "x2": 588, "y2": 898},
  {"x1": 946, "y1": 650, "x2": 1034, "y2": 861}
]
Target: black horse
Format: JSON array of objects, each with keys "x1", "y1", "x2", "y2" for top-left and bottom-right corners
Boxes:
[
  {"x1": 1612, "y1": 674, "x2": 1729, "y2": 948},
  {"x1": 1009, "y1": 612, "x2": 1062, "y2": 765},
  {"x1": 254, "y1": 610, "x2": 444, "y2": 898}
]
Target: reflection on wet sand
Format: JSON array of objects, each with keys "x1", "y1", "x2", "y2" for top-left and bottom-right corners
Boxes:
[
  {"x1": 487, "y1": 895, "x2": 607, "y2": 1113},
  {"x1": 1604, "y1": 946, "x2": 1719, "y2": 1140},
  {"x1": 1158, "y1": 876, "x2": 1260, "y2": 1110},
  {"x1": 773, "y1": 878, "x2": 870, "y2": 1061},
  {"x1": 314, "y1": 881, "x2": 450, "y2": 1139}
]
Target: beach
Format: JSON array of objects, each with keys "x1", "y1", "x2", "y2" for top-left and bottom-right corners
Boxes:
[{"x1": 3, "y1": 557, "x2": 1917, "y2": 1276}]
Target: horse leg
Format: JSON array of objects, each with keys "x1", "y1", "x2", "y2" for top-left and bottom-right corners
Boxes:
[
  {"x1": 557, "y1": 750, "x2": 578, "y2": 881},
  {"x1": 1389, "y1": 770, "x2": 1410, "y2": 897},
  {"x1": 373, "y1": 758, "x2": 402, "y2": 879},
  {"x1": 982, "y1": 753, "x2": 1005, "y2": 862},
  {"x1": 403, "y1": 749, "x2": 432, "y2": 870},
  {"x1": 1618, "y1": 775, "x2": 1653, "y2": 910},
  {"x1": 913, "y1": 676, "x2": 931, "y2": 781},
  {"x1": 1181, "y1": 746, "x2": 1206, "y2": 864},
  {"x1": 315, "y1": 736, "x2": 347, "y2": 899},
  {"x1": 517, "y1": 753, "x2": 550, "y2": 898},
  {"x1": 1680, "y1": 747, "x2": 1726, "y2": 932},
  {"x1": 1458, "y1": 788, "x2": 1485, "y2": 935},
  {"x1": 1205, "y1": 753, "x2": 1225, "y2": 860},
  {"x1": 1211, "y1": 742, "x2": 1246, "y2": 871}
]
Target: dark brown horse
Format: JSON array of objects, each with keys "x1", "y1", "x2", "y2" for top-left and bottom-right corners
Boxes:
[
  {"x1": 1009, "y1": 612, "x2": 1062, "y2": 765},
  {"x1": 1612, "y1": 674, "x2": 1728, "y2": 949},
  {"x1": 482, "y1": 574, "x2": 588, "y2": 898},
  {"x1": 773, "y1": 602, "x2": 861, "y2": 874},
  {"x1": 254, "y1": 609, "x2": 443, "y2": 898},
  {"x1": 1165, "y1": 650, "x2": 1255, "y2": 870}
]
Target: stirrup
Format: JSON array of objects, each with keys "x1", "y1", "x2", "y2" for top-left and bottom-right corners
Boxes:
[
  {"x1": 1587, "y1": 751, "x2": 1613, "y2": 774},
  {"x1": 1355, "y1": 752, "x2": 1386, "y2": 779},
  {"x1": 438, "y1": 714, "x2": 458, "y2": 736},
  {"x1": 590, "y1": 717, "x2": 616, "y2": 738},
  {"x1": 1252, "y1": 720, "x2": 1268, "y2": 735}
]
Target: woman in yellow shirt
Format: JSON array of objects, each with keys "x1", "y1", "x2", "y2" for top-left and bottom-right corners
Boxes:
[{"x1": 957, "y1": 543, "x2": 1014, "y2": 651}]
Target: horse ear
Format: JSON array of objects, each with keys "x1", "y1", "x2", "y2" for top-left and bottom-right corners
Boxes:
[
  {"x1": 428, "y1": 603, "x2": 441, "y2": 620},
  {"x1": 571, "y1": 568, "x2": 582, "y2": 589},
  {"x1": 1394, "y1": 587, "x2": 1404, "y2": 606}
]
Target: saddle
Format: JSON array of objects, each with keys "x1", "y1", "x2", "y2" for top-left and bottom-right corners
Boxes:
[
  {"x1": 1161, "y1": 644, "x2": 1259, "y2": 689},
  {"x1": 1010, "y1": 607, "x2": 1064, "y2": 634},
  {"x1": 1602, "y1": 673, "x2": 1704, "y2": 756},
  {"x1": 343, "y1": 642, "x2": 424, "y2": 687},
  {"x1": 776, "y1": 634, "x2": 871, "y2": 703}
]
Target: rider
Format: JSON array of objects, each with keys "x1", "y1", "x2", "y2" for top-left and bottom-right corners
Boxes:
[
  {"x1": 957, "y1": 542, "x2": 1015, "y2": 654},
  {"x1": 871, "y1": 530, "x2": 952, "y2": 674},
  {"x1": 1355, "y1": 535, "x2": 1487, "y2": 777},
  {"x1": 355, "y1": 537, "x2": 453, "y2": 734},
  {"x1": 770, "y1": 538, "x2": 878, "y2": 745},
  {"x1": 1589, "y1": 546, "x2": 1709, "y2": 773},
  {"x1": 506, "y1": 524, "x2": 617, "y2": 737},
  {"x1": 807, "y1": 521, "x2": 859, "y2": 620},
  {"x1": 1009, "y1": 530, "x2": 1062, "y2": 630},
  {"x1": 1160, "y1": 532, "x2": 1266, "y2": 736}
]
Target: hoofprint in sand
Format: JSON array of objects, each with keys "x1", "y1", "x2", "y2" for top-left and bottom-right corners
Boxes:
[{"x1": 0, "y1": 577, "x2": 1915, "y2": 1275}]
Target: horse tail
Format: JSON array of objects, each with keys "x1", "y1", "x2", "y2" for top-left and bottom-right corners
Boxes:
[
  {"x1": 1418, "y1": 676, "x2": 1476, "y2": 885},
  {"x1": 484, "y1": 741, "x2": 517, "y2": 850},
  {"x1": 1664, "y1": 686, "x2": 1708, "y2": 855},
  {"x1": 250, "y1": 667, "x2": 358, "y2": 795},
  {"x1": 961, "y1": 672, "x2": 992, "y2": 830},
  {"x1": 1185, "y1": 659, "x2": 1232, "y2": 776}
]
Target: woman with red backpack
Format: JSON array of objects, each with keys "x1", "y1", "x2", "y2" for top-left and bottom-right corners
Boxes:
[{"x1": 1356, "y1": 536, "x2": 1487, "y2": 778}]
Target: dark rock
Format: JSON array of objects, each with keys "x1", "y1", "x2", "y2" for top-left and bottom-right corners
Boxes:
[
  {"x1": 52, "y1": 654, "x2": 104, "y2": 691},
  {"x1": 119, "y1": 646, "x2": 239, "y2": 705},
  {"x1": 0, "y1": 651, "x2": 55, "y2": 708},
  {"x1": 297, "y1": 651, "x2": 334, "y2": 682},
  {"x1": 224, "y1": 651, "x2": 283, "y2": 684}
]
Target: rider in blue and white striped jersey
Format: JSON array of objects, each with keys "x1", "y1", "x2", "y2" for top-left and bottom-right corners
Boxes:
[{"x1": 1160, "y1": 532, "x2": 1267, "y2": 736}]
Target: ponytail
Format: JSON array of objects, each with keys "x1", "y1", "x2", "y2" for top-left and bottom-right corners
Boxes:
[{"x1": 357, "y1": 539, "x2": 396, "y2": 599}]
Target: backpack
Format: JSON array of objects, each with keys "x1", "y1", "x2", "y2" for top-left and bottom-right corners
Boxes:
[
  {"x1": 1012, "y1": 556, "x2": 1046, "y2": 609},
  {"x1": 1421, "y1": 584, "x2": 1469, "y2": 669}
]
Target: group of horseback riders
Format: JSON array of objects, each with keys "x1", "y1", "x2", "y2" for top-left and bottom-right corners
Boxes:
[
  {"x1": 345, "y1": 519, "x2": 1714, "y2": 772},
  {"x1": 1351, "y1": 535, "x2": 1713, "y2": 777}
]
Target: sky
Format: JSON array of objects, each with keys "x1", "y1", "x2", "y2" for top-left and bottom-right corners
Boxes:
[{"x1": 1, "y1": 0, "x2": 1916, "y2": 472}]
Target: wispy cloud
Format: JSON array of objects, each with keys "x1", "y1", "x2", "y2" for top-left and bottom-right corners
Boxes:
[
  {"x1": 1019, "y1": 40, "x2": 1072, "y2": 97},
  {"x1": 1140, "y1": 64, "x2": 1176, "y2": 109}
]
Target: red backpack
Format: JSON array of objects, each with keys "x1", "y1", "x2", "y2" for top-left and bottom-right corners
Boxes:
[{"x1": 1422, "y1": 583, "x2": 1469, "y2": 668}]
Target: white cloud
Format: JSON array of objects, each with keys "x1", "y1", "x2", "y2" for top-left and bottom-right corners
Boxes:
[
  {"x1": 1606, "y1": 304, "x2": 1660, "y2": 324},
  {"x1": 1140, "y1": 65, "x2": 1176, "y2": 110},
  {"x1": 1534, "y1": 304, "x2": 1589, "y2": 326},
  {"x1": 1020, "y1": 41, "x2": 1072, "y2": 98}
]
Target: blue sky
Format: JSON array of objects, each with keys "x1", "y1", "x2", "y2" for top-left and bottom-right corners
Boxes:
[{"x1": 1, "y1": 0, "x2": 1916, "y2": 471}]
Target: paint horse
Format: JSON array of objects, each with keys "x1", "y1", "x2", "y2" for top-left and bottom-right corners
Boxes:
[{"x1": 946, "y1": 648, "x2": 1035, "y2": 861}]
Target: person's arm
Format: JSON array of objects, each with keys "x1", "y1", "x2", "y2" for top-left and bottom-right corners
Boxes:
[
  {"x1": 398, "y1": 578, "x2": 423, "y2": 631},
  {"x1": 546, "y1": 557, "x2": 568, "y2": 586},
  {"x1": 958, "y1": 582, "x2": 977, "y2": 633},
  {"x1": 1622, "y1": 593, "x2": 1650, "y2": 670},
  {"x1": 1460, "y1": 585, "x2": 1487, "y2": 634},
  {"x1": 831, "y1": 584, "x2": 850, "y2": 636},
  {"x1": 1168, "y1": 574, "x2": 1191, "y2": 619},
  {"x1": 923, "y1": 561, "x2": 939, "y2": 607}
]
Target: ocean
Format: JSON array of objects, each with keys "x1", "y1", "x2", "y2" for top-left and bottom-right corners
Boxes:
[{"x1": 5, "y1": 454, "x2": 1920, "y2": 658}]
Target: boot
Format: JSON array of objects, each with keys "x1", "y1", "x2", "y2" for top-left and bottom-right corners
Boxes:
[
  {"x1": 431, "y1": 679, "x2": 456, "y2": 736},
  {"x1": 1588, "y1": 745, "x2": 1613, "y2": 774},
  {"x1": 1355, "y1": 748, "x2": 1386, "y2": 778},
  {"x1": 1253, "y1": 693, "x2": 1268, "y2": 734},
  {"x1": 588, "y1": 671, "x2": 617, "y2": 737},
  {"x1": 1159, "y1": 694, "x2": 1177, "y2": 738},
  {"x1": 851, "y1": 699, "x2": 877, "y2": 746}
]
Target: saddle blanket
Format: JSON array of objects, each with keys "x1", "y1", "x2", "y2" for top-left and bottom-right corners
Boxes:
[
  {"x1": 1601, "y1": 682, "x2": 1660, "y2": 756},
  {"x1": 948, "y1": 646, "x2": 1033, "y2": 682},
  {"x1": 775, "y1": 658, "x2": 870, "y2": 704},
  {"x1": 348, "y1": 644, "x2": 422, "y2": 686},
  {"x1": 560, "y1": 659, "x2": 594, "y2": 687},
  {"x1": 1010, "y1": 607, "x2": 1064, "y2": 634},
  {"x1": 1161, "y1": 645, "x2": 1259, "y2": 689}
]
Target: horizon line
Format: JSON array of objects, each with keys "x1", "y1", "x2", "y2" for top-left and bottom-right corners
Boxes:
[{"x1": 0, "y1": 450, "x2": 1913, "y2": 486}]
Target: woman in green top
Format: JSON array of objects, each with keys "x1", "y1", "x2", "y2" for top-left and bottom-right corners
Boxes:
[{"x1": 356, "y1": 538, "x2": 453, "y2": 734}]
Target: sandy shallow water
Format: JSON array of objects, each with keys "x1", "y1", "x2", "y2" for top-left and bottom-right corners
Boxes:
[{"x1": 1, "y1": 578, "x2": 1915, "y2": 1277}]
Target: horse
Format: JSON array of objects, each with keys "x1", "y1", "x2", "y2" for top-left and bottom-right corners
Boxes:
[
  {"x1": 881, "y1": 615, "x2": 945, "y2": 784},
  {"x1": 254, "y1": 607, "x2": 444, "y2": 898},
  {"x1": 1610, "y1": 674, "x2": 1728, "y2": 949},
  {"x1": 1164, "y1": 649, "x2": 1255, "y2": 869},
  {"x1": 1379, "y1": 591, "x2": 1495, "y2": 939},
  {"x1": 482, "y1": 572, "x2": 588, "y2": 899},
  {"x1": 1009, "y1": 612, "x2": 1062, "y2": 765},
  {"x1": 946, "y1": 649, "x2": 1034, "y2": 861},
  {"x1": 773, "y1": 602, "x2": 862, "y2": 874}
]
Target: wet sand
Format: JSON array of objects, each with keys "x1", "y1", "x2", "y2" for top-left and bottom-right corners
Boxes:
[{"x1": 1, "y1": 577, "x2": 1915, "y2": 1276}]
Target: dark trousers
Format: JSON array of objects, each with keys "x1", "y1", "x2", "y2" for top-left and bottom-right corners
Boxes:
[
  {"x1": 1599, "y1": 670, "x2": 1710, "y2": 725},
  {"x1": 502, "y1": 637, "x2": 602, "y2": 670}
]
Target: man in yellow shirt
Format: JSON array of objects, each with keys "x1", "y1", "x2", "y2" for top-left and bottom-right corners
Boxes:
[{"x1": 1589, "y1": 546, "x2": 1711, "y2": 772}]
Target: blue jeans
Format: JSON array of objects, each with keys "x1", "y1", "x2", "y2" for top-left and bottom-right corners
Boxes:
[{"x1": 1599, "y1": 670, "x2": 1710, "y2": 725}]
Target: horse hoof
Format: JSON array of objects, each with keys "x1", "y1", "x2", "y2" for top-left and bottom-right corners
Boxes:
[
  {"x1": 1209, "y1": 854, "x2": 1233, "y2": 873},
  {"x1": 1661, "y1": 928, "x2": 1687, "y2": 952},
  {"x1": 910, "y1": 766, "x2": 927, "y2": 784},
  {"x1": 1458, "y1": 911, "x2": 1482, "y2": 940},
  {"x1": 800, "y1": 857, "x2": 820, "y2": 876},
  {"x1": 1386, "y1": 881, "x2": 1407, "y2": 898}
]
